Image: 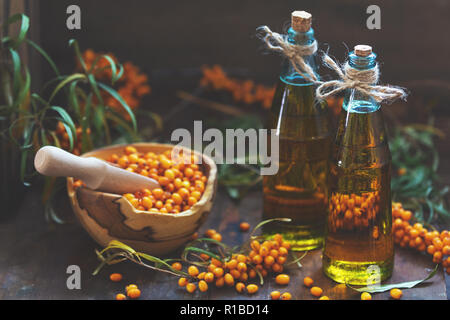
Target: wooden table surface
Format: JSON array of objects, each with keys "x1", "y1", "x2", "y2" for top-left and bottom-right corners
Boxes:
[{"x1": 0, "y1": 187, "x2": 448, "y2": 300}]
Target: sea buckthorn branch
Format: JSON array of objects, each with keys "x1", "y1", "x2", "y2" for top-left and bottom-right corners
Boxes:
[
  {"x1": 316, "y1": 53, "x2": 408, "y2": 103},
  {"x1": 199, "y1": 65, "x2": 275, "y2": 109},
  {"x1": 94, "y1": 219, "x2": 304, "y2": 295},
  {"x1": 93, "y1": 240, "x2": 190, "y2": 278},
  {"x1": 257, "y1": 26, "x2": 319, "y2": 83}
]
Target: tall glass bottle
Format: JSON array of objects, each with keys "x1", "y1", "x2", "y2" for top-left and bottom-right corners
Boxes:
[
  {"x1": 323, "y1": 45, "x2": 394, "y2": 285},
  {"x1": 262, "y1": 11, "x2": 331, "y2": 251}
]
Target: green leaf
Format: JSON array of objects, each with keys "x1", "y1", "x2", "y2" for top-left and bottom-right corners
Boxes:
[
  {"x1": 49, "y1": 73, "x2": 86, "y2": 102},
  {"x1": 68, "y1": 80, "x2": 81, "y2": 119},
  {"x1": 101, "y1": 240, "x2": 137, "y2": 255},
  {"x1": 183, "y1": 246, "x2": 223, "y2": 262},
  {"x1": 14, "y1": 67, "x2": 30, "y2": 110},
  {"x1": 97, "y1": 82, "x2": 137, "y2": 131},
  {"x1": 9, "y1": 48, "x2": 21, "y2": 95},
  {"x1": 50, "y1": 106, "x2": 76, "y2": 150},
  {"x1": 68, "y1": 39, "x2": 86, "y2": 71},
  {"x1": 90, "y1": 54, "x2": 122, "y2": 85},
  {"x1": 349, "y1": 264, "x2": 439, "y2": 293},
  {"x1": 249, "y1": 218, "x2": 292, "y2": 238},
  {"x1": 2, "y1": 13, "x2": 30, "y2": 49},
  {"x1": 25, "y1": 39, "x2": 60, "y2": 76}
]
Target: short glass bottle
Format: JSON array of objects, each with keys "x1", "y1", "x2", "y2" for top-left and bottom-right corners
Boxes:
[{"x1": 322, "y1": 46, "x2": 394, "y2": 285}]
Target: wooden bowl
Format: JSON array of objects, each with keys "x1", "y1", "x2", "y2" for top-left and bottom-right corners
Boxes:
[{"x1": 66, "y1": 143, "x2": 217, "y2": 255}]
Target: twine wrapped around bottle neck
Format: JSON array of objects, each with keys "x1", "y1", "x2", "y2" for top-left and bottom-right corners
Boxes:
[
  {"x1": 316, "y1": 53, "x2": 408, "y2": 103},
  {"x1": 258, "y1": 26, "x2": 319, "y2": 83}
]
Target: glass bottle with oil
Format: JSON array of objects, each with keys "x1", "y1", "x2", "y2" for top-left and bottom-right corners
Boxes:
[
  {"x1": 262, "y1": 11, "x2": 331, "y2": 251},
  {"x1": 322, "y1": 45, "x2": 394, "y2": 285}
]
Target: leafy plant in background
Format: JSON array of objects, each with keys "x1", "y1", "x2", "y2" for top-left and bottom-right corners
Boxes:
[
  {"x1": 390, "y1": 122, "x2": 450, "y2": 225},
  {"x1": 0, "y1": 13, "x2": 159, "y2": 222},
  {"x1": 0, "y1": 13, "x2": 57, "y2": 219}
]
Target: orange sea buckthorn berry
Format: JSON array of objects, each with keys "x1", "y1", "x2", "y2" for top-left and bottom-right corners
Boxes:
[
  {"x1": 239, "y1": 222, "x2": 250, "y2": 232},
  {"x1": 215, "y1": 276, "x2": 225, "y2": 288},
  {"x1": 152, "y1": 188, "x2": 164, "y2": 200},
  {"x1": 205, "y1": 229, "x2": 217, "y2": 237},
  {"x1": 270, "y1": 291, "x2": 281, "y2": 300},
  {"x1": 172, "y1": 262, "x2": 182, "y2": 271},
  {"x1": 116, "y1": 293, "x2": 126, "y2": 300},
  {"x1": 275, "y1": 274, "x2": 290, "y2": 285},
  {"x1": 310, "y1": 286, "x2": 323, "y2": 297},
  {"x1": 210, "y1": 258, "x2": 222, "y2": 268},
  {"x1": 230, "y1": 269, "x2": 241, "y2": 279},
  {"x1": 109, "y1": 273, "x2": 123, "y2": 282},
  {"x1": 178, "y1": 277, "x2": 188, "y2": 287},
  {"x1": 188, "y1": 265, "x2": 199, "y2": 277},
  {"x1": 303, "y1": 276, "x2": 314, "y2": 287},
  {"x1": 277, "y1": 256, "x2": 287, "y2": 265},
  {"x1": 433, "y1": 251, "x2": 443, "y2": 263},
  {"x1": 198, "y1": 280, "x2": 208, "y2": 292},
  {"x1": 224, "y1": 273, "x2": 235, "y2": 287},
  {"x1": 235, "y1": 282, "x2": 245, "y2": 293},
  {"x1": 213, "y1": 267, "x2": 224, "y2": 278},
  {"x1": 246, "y1": 284, "x2": 259, "y2": 294},
  {"x1": 204, "y1": 272, "x2": 214, "y2": 283},
  {"x1": 212, "y1": 233, "x2": 222, "y2": 242},
  {"x1": 279, "y1": 247, "x2": 288, "y2": 256},
  {"x1": 361, "y1": 292, "x2": 372, "y2": 300},
  {"x1": 443, "y1": 245, "x2": 450, "y2": 255},
  {"x1": 237, "y1": 262, "x2": 247, "y2": 273},
  {"x1": 390, "y1": 288, "x2": 403, "y2": 300},
  {"x1": 273, "y1": 234, "x2": 283, "y2": 244},
  {"x1": 125, "y1": 146, "x2": 137, "y2": 155},
  {"x1": 186, "y1": 283, "x2": 197, "y2": 293},
  {"x1": 197, "y1": 272, "x2": 206, "y2": 280},
  {"x1": 280, "y1": 292, "x2": 292, "y2": 300},
  {"x1": 127, "y1": 288, "x2": 141, "y2": 299},
  {"x1": 125, "y1": 284, "x2": 138, "y2": 292}
]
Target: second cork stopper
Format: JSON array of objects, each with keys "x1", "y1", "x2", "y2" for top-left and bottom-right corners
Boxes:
[
  {"x1": 291, "y1": 11, "x2": 312, "y2": 32},
  {"x1": 354, "y1": 45, "x2": 373, "y2": 57}
]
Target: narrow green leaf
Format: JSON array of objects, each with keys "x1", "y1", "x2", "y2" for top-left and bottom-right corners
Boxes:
[
  {"x1": 25, "y1": 39, "x2": 60, "y2": 76},
  {"x1": 68, "y1": 39, "x2": 86, "y2": 71},
  {"x1": 97, "y1": 82, "x2": 137, "y2": 131},
  {"x1": 3, "y1": 13, "x2": 30, "y2": 48},
  {"x1": 349, "y1": 264, "x2": 439, "y2": 293},
  {"x1": 9, "y1": 48, "x2": 21, "y2": 95},
  {"x1": 183, "y1": 246, "x2": 223, "y2": 262},
  {"x1": 249, "y1": 218, "x2": 292, "y2": 238},
  {"x1": 48, "y1": 73, "x2": 86, "y2": 102}
]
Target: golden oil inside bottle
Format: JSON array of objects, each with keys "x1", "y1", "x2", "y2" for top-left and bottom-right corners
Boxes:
[
  {"x1": 322, "y1": 105, "x2": 394, "y2": 285},
  {"x1": 262, "y1": 79, "x2": 331, "y2": 251}
]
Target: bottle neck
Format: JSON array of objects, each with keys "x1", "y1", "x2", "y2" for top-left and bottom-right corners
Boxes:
[
  {"x1": 343, "y1": 51, "x2": 380, "y2": 113},
  {"x1": 280, "y1": 27, "x2": 318, "y2": 86}
]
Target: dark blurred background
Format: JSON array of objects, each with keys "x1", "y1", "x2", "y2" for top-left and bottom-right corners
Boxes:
[
  {"x1": 35, "y1": 0, "x2": 449, "y2": 83},
  {"x1": 2, "y1": 0, "x2": 448, "y2": 111},
  {"x1": 2, "y1": 0, "x2": 450, "y2": 158}
]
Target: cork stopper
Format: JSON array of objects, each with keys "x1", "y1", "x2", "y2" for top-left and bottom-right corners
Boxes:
[
  {"x1": 291, "y1": 11, "x2": 312, "y2": 32},
  {"x1": 354, "y1": 45, "x2": 372, "y2": 57}
]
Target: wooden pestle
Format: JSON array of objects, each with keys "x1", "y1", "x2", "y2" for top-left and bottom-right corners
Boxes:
[{"x1": 34, "y1": 146, "x2": 160, "y2": 194}]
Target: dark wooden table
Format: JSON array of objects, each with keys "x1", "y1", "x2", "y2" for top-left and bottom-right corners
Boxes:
[{"x1": 0, "y1": 187, "x2": 448, "y2": 300}]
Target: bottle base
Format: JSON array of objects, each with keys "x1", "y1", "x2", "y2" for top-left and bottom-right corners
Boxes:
[{"x1": 322, "y1": 254, "x2": 394, "y2": 285}]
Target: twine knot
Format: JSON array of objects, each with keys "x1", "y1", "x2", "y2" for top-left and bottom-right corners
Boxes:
[
  {"x1": 257, "y1": 26, "x2": 319, "y2": 83},
  {"x1": 316, "y1": 53, "x2": 407, "y2": 103}
]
